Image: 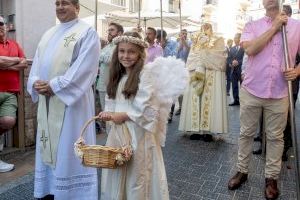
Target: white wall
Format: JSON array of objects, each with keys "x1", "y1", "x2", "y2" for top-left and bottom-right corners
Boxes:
[
  {"x1": 15, "y1": 0, "x2": 56, "y2": 58},
  {"x1": 181, "y1": 0, "x2": 203, "y2": 20},
  {"x1": 1, "y1": 0, "x2": 15, "y2": 16},
  {"x1": 142, "y1": 0, "x2": 169, "y2": 12}
]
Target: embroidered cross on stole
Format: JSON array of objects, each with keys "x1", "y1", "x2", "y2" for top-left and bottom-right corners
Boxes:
[{"x1": 40, "y1": 130, "x2": 48, "y2": 148}]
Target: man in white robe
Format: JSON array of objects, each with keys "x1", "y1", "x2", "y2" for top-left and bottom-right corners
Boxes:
[{"x1": 27, "y1": 0, "x2": 100, "y2": 199}]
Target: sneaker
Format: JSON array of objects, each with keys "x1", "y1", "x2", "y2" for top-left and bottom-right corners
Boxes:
[{"x1": 0, "y1": 160, "x2": 14, "y2": 173}]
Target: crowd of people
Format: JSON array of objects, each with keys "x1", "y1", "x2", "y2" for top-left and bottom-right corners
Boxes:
[{"x1": 1, "y1": 0, "x2": 300, "y2": 200}]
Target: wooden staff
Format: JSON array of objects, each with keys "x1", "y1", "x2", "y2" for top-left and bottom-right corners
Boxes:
[{"x1": 279, "y1": 0, "x2": 300, "y2": 198}]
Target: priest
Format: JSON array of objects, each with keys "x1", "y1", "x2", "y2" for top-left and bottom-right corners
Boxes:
[{"x1": 27, "y1": 0, "x2": 100, "y2": 199}]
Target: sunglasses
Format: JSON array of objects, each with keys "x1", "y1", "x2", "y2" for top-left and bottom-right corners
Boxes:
[{"x1": 0, "y1": 22, "x2": 4, "y2": 26}]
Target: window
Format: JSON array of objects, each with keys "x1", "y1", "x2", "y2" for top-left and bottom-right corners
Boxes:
[
  {"x1": 169, "y1": 0, "x2": 175, "y2": 13},
  {"x1": 129, "y1": 0, "x2": 140, "y2": 12},
  {"x1": 111, "y1": 0, "x2": 126, "y2": 7},
  {"x1": 206, "y1": 0, "x2": 218, "y2": 5}
]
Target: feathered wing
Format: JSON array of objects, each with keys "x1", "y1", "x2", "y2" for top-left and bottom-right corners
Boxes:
[{"x1": 142, "y1": 57, "x2": 189, "y2": 146}]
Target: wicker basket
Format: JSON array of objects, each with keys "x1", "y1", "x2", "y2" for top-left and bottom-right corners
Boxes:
[{"x1": 74, "y1": 116, "x2": 132, "y2": 169}]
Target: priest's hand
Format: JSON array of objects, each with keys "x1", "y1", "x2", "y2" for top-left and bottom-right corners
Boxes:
[
  {"x1": 33, "y1": 80, "x2": 54, "y2": 97},
  {"x1": 45, "y1": 84, "x2": 54, "y2": 96}
]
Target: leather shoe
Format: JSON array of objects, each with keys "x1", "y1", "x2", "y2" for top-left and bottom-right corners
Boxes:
[
  {"x1": 229, "y1": 101, "x2": 240, "y2": 106},
  {"x1": 265, "y1": 178, "x2": 279, "y2": 200},
  {"x1": 228, "y1": 172, "x2": 248, "y2": 190}
]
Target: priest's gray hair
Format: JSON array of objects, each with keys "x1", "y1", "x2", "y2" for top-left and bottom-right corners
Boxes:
[{"x1": 70, "y1": 0, "x2": 80, "y2": 5}]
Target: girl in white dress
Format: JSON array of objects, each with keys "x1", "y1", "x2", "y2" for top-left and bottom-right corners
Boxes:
[{"x1": 98, "y1": 31, "x2": 188, "y2": 200}]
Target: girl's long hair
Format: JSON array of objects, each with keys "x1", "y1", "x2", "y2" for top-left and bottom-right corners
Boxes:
[{"x1": 106, "y1": 31, "x2": 146, "y2": 99}]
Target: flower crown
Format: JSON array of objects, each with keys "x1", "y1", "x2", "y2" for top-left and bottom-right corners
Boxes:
[{"x1": 113, "y1": 35, "x2": 149, "y2": 48}]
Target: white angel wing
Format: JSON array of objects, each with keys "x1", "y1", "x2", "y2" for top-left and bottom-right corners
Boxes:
[{"x1": 142, "y1": 56, "x2": 189, "y2": 146}]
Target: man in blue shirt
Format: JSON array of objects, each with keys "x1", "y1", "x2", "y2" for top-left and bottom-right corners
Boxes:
[
  {"x1": 176, "y1": 29, "x2": 192, "y2": 62},
  {"x1": 156, "y1": 29, "x2": 178, "y2": 57}
]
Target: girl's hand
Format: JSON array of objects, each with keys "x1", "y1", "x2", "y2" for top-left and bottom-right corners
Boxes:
[
  {"x1": 111, "y1": 113, "x2": 129, "y2": 124},
  {"x1": 98, "y1": 112, "x2": 112, "y2": 121}
]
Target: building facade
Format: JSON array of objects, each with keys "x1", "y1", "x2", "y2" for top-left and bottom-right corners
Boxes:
[{"x1": 0, "y1": 0, "x2": 56, "y2": 149}]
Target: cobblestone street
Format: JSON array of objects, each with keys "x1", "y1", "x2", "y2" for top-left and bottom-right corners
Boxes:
[{"x1": 0, "y1": 105, "x2": 299, "y2": 200}]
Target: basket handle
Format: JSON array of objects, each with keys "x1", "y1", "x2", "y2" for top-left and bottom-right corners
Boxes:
[
  {"x1": 78, "y1": 116, "x2": 100, "y2": 143},
  {"x1": 76, "y1": 115, "x2": 132, "y2": 148}
]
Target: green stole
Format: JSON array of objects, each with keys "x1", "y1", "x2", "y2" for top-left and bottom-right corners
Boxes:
[{"x1": 37, "y1": 20, "x2": 90, "y2": 168}]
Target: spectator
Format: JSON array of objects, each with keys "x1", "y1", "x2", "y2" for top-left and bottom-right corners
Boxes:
[
  {"x1": 175, "y1": 29, "x2": 192, "y2": 116},
  {"x1": 0, "y1": 16, "x2": 27, "y2": 173},
  {"x1": 226, "y1": 39, "x2": 233, "y2": 96},
  {"x1": 96, "y1": 22, "x2": 123, "y2": 133},
  {"x1": 145, "y1": 27, "x2": 163, "y2": 64},
  {"x1": 228, "y1": 1, "x2": 300, "y2": 199}
]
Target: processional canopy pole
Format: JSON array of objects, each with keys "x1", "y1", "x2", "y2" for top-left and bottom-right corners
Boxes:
[
  {"x1": 138, "y1": 0, "x2": 141, "y2": 30},
  {"x1": 179, "y1": 0, "x2": 182, "y2": 32},
  {"x1": 278, "y1": 0, "x2": 300, "y2": 199},
  {"x1": 95, "y1": 0, "x2": 98, "y2": 30},
  {"x1": 160, "y1": 0, "x2": 163, "y2": 42}
]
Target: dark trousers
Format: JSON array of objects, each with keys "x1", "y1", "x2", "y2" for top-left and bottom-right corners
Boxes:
[
  {"x1": 226, "y1": 66, "x2": 231, "y2": 94},
  {"x1": 258, "y1": 93, "x2": 298, "y2": 156},
  {"x1": 231, "y1": 69, "x2": 241, "y2": 103},
  {"x1": 283, "y1": 93, "x2": 298, "y2": 153},
  {"x1": 178, "y1": 95, "x2": 183, "y2": 110},
  {"x1": 170, "y1": 104, "x2": 175, "y2": 116}
]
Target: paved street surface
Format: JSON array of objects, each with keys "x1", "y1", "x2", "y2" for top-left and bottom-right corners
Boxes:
[{"x1": 0, "y1": 104, "x2": 299, "y2": 200}]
